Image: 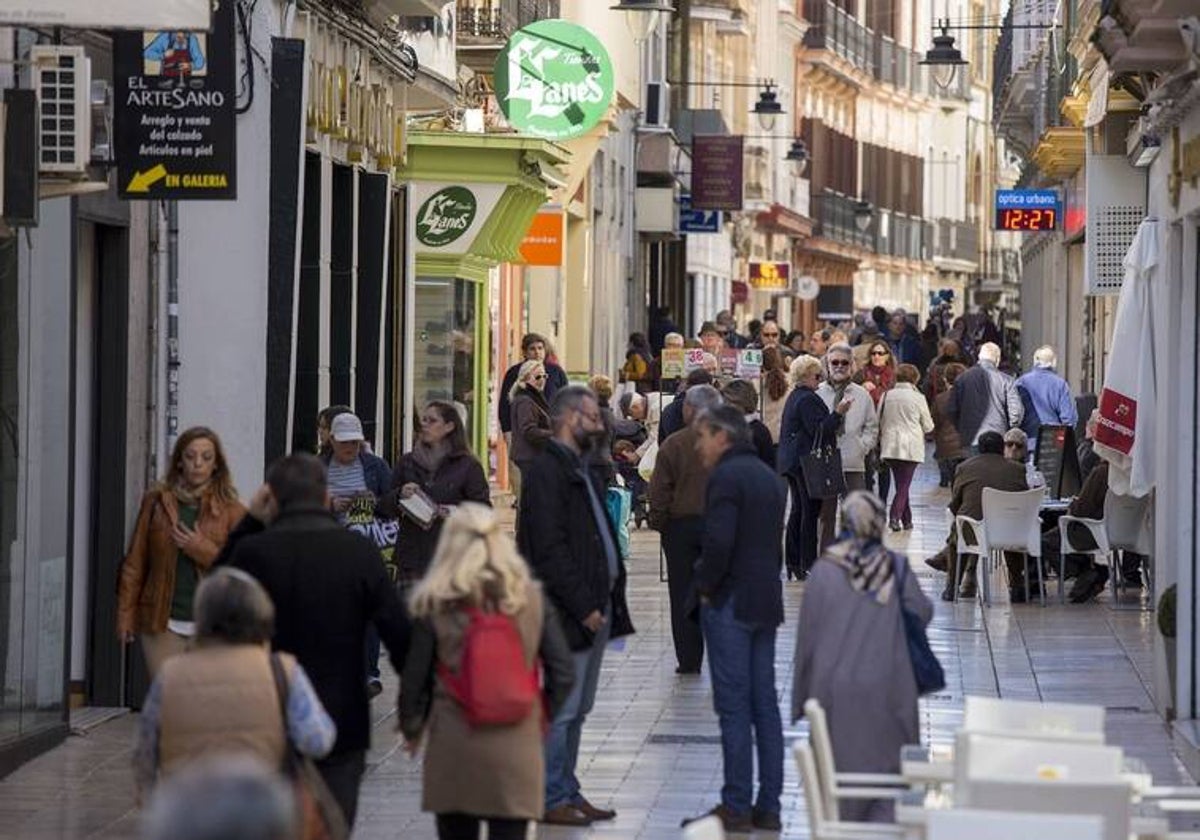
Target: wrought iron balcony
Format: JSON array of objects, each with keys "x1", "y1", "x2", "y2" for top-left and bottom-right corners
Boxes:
[
  {"x1": 802, "y1": 0, "x2": 874, "y2": 75},
  {"x1": 456, "y1": 0, "x2": 558, "y2": 42},
  {"x1": 933, "y1": 218, "x2": 979, "y2": 265},
  {"x1": 812, "y1": 190, "x2": 874, "y2": 251}
]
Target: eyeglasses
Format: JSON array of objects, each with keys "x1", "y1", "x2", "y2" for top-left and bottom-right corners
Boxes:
[
  {"x1": 870, "y1": 350, "x2": 889, "y2": 356},
  {"x1": 1004, "y1": 441, "x2": 1023, "y2": 448},
  {"x1": 761, "y1": 332, "x2": 779, "y2": 338},
  {"x1": 828, "y1": 359, "x2": 851, "y2": 367},
  {"x1": 531, "y1": 374, "x2": 547, "y2": 381}
]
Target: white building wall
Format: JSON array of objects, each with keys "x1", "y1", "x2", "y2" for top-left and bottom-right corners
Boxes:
[{"x1": 175, "y1": 0, "x2": 275, "y2": 495}]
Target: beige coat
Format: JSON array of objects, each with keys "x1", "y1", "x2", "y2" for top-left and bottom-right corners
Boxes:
[
  {"x1": 878, "y1": 383, "x2": 934, "y2": 463},
  {"x1": 420, "y1": 590, "x2": 547, "y2": 819},
  {"x1": 762, "y1": 385, "x2": 793, "y2": 443}
]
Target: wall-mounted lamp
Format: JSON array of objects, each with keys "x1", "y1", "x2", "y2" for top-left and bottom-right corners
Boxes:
[
  {"x1": 853, "y1": 200, "x2": 873, "y2": 232},
  {"x1": 611, "y1": 0, "x2": 676, "y2": 42},
  {"x1": 920, "y1": 21, "x2": 968, "y2": 90},
  {"x1": 785, "y1": 138, "x2": 809, "y2": 176},
  {"x1": 753, "y1": 83, "x2": 784, "y2": 132}
]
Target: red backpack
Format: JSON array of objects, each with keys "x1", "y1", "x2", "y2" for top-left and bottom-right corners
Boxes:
[{"x1": 438, "y1": 607, "x2": 540, "y2": 727}]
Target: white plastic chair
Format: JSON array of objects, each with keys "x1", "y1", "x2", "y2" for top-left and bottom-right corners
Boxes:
[
  {"x1": 962, "y1": 696, "x2": 1106, "y2": 743},
  {"x1": 793, "y1": 741, "x2": 905, "y2": 840},
  {"x1": 954, "y1": 732, "x2": 1124, "y2": 788},
  {"x1": 1059, "y1": 491, "x2": 1153, "y2": 603},
  {"x1": 1103, "y1": 491, "x2": 1153, "y2": 600},
  {"x1": 957, "y1": 778, "x2": 1132, "y2": 840},
  {"x1": 804, "y1": 698, "x2": 907, "y2": 818},
  {"x1": 927, "y1": 808, "x2": 1104, "y2": 840},
  {"x1": 680, "y1": 815, "x2": 726, "y2": 840},
  {"x1": 957, "y1": 488, "x2": 1046, "y2": 606}
]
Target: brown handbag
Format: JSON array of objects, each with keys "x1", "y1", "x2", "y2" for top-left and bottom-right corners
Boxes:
[{"x1": 269, "y1": 654, "x2": 350, "y2": 840}]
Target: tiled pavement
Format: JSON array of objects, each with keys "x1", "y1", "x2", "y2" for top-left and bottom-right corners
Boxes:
[{"x1": 0, "y1": 461, "x2": 1191, "y2": 839}]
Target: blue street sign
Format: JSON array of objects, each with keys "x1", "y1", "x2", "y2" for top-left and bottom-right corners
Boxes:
[{"x1": 679, "y1": 195, "x2": 721, "y2": 233}]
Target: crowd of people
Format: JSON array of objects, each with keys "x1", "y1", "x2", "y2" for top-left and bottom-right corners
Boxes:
[{"x1": 117, "y1": 300, "x2": 1131, "y2": 839}]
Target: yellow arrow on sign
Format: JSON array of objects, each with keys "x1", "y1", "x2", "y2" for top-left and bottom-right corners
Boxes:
[{"x1": 126, "y1": 164, "x2": 168, "y2": 194}]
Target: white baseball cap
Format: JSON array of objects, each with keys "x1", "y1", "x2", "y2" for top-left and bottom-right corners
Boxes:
[{"x1": 330, "y1": 413, "x2": 364, "y2": 442}]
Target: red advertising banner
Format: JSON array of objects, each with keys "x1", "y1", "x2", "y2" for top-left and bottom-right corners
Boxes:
[{"x1": 692, "y1": 135, "x2": 743, "y2": 210}]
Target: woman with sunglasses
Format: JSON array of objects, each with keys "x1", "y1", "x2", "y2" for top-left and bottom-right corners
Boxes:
[
  {"x1": 860, "y1": 342, "x2": 897, "y2": 502},
  {"x1": 508, "y1": 360, "x2": 553, "y2": 498}
]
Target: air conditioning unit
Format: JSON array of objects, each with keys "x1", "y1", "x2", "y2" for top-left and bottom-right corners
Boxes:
[
  {"x1": 30, "y1": 46, "x2": 92, "y2": 176},
  {"x1": 645, "y1": 81, "x2": 671, "y2": 130}
]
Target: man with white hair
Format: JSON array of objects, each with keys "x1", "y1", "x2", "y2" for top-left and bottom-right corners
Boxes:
[
  {"x1": 648, "y1": 331, "x2": 686, "y2": 388},
  {"x1": 947, "y1": 342, "x2": 1023, "y2": 452},
  {"x1": 1016, "y1": 344, "x2": 1078, "y2": 453}
]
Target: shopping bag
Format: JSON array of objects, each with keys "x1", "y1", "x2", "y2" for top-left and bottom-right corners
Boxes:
[
  {"x1": 605, "y1": 486, "x2": 632, "y2": 558},
  {"x1": 800, "y1": 428, "x2": 846, "y2": 499}
]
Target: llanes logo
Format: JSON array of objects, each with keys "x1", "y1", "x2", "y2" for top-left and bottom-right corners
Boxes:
[
  {"x1": 496, "y1": 20, "x2": 614, "y2": 141},
  {"x1": 415, "y1": 187, "x2": 477, "y2": 247}
]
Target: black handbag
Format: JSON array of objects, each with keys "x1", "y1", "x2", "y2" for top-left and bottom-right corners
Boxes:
[
  {"x1": 800, "y1": 426, "x2": 847, "y2": 499},
  {"x1": 892, "y1": 555, "x2": 946, "y2": 695}
]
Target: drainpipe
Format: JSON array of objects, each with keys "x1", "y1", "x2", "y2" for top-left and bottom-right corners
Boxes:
[{"x1": 166, "y1": 200, "x2": 180, "y2": 450}]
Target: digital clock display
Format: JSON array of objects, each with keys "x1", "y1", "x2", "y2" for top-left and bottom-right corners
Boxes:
[{"x1": 996, "y1": 207, "x2": 1058, "y2": 231}]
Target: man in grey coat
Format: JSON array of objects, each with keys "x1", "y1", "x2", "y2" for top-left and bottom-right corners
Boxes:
[
  {"x1": 816, "y1": 343, "x2": 878, "y2": 548},
  {"x1": 947, "y1": 342, "x2": 1023, "y2": 451}
]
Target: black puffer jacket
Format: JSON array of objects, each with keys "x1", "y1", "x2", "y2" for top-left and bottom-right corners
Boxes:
[{"x1": 518, "y1": 441, "x2": 633, "y2": 650}]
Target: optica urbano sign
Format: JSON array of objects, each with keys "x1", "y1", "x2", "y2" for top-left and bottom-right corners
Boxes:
[
  {"x1": 494, "y1": 20, "x2": 614, "y2": 141},
  {"x1": 415, "y1": 187, "x2": 478, "y2": 247}
]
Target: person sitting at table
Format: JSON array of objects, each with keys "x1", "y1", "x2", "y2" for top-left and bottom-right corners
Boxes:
[{"x1": 925, "y1": 432, "x2": 1028, "y2": 602}]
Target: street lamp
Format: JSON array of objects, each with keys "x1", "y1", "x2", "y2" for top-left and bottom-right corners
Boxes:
[
  {"x1": 853, "y1": 200, "x2": 873, "y2": 232},
  {"x1": 785, "y1": 137, "x2": 809, "y2": 176},
  {"x1": 920, "y1": 21, "x2": 968, "y2": 90},
  {"x1": 753, "y1": 83, "x2": 784, "y2": 132},
  {"x1": 611, "y1": 0, "x2": 676, "y2": 42}
]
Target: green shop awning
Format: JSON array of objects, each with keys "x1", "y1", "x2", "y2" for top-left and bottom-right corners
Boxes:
[{"x1": 399, "y1": 131, "x2": 572, "y2": 282}]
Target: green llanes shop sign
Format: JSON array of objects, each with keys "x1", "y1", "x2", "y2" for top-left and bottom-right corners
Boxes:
[
  {"x1": 495, "y1": 19, "x2": 614, "y2": 141},
  {"x1": 415, "y1": 186, "x2": 478, "y2": 247}
]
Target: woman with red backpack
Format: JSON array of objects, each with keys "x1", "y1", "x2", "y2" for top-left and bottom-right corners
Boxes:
[{"x1": 399, "y1": 503, "x2": 575, "y2": 840}]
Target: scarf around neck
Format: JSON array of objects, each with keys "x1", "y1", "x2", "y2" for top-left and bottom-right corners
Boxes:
[{"x1": 411, "y1": 440, "x2": 451, "y2": 475}]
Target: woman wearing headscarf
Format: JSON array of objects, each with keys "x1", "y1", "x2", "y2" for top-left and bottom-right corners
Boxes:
[{"x1": 791, "y1": 492, "x2": 932, "y2": 823}]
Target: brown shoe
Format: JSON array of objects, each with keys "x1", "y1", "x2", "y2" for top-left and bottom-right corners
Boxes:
[
  {"x1": 925, "y1": 552, "x2": 948, "y2": 573},
  {"x1": 576, "y1": 797, "x2": 617, "y2": 821},
  {"x1": 542, "y1": 805, "x2": 592, "y2": 826},
  {"x1": 681, "y1": 804, "x2": 753, "y2": 833}
]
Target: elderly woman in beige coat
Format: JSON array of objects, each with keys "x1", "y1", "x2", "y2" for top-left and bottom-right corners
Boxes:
[
  {"x1": 877, "y1": 363, "x2": 934, "y2": 531},
  {"x1": 400, "y1": 504, "x2": 574, "y2": 840}
]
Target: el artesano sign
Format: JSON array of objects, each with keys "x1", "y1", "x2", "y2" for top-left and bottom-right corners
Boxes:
[{"x1": 494, "y1": 20, "x2": 614, "y2": 141}]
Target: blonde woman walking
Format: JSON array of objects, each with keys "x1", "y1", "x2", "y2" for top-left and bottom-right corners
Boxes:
[{"x1": 400, "y1": 504, "x2": 575, "y2": 840}]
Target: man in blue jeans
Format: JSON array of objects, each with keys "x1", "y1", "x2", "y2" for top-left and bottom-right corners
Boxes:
[
  {"x1": 518, "y1": 386, "x2": 633, "y2": 826},
  {"x1": 684, "y1": 405, "x2": 787, "y2": 833}
]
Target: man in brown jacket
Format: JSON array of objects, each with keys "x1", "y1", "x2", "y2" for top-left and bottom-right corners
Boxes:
[
  {"x1": 648, "y1": 384, "x2": 723, "y2": 674},
  {"x1": 937, "y1": 431, "x2": 1029, "y2": 602}
]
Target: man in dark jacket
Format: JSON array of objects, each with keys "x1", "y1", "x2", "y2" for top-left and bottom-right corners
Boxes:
[
  {"x1": 947, "y1": 342, "x2": 1023, "y2": 450},
  {"x1": 648, "y1": 384, "x2": 723, "y2": 674},
  {"x1": 934, "y1": 431, "x2": 1029, "y2": 601},
  {"x1": 683, "y1": 406, "x2": 786, "y2": 834},
  {"x1": 518, "y1": 386, "x2": 632, "y2": 827},
  {"x1": 216, "y1": 454, "x2": 411, "y2": 828}
]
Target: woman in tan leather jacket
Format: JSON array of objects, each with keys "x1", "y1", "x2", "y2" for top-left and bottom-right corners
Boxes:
[{"x1": 117, "y1": 426, "x2": 245, "y2": 676}]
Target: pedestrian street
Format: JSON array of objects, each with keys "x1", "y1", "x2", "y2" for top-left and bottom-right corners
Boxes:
[{"x1": 0, "y1": 460, "x2": 1191, "y2": 839}]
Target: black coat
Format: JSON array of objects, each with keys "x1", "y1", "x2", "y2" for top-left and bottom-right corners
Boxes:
[
  {"x1": 658, "y1": 392, "x2": 686, "y2": 443},
  {"x1": 749, "y1": 418, "x2": 776, "y2": 468},
  {"x1": 695, "y1": 442, "x2": 787, "y2": 628},
  {"x1": 380, "y1": 449, "x2": 491, "y2": 577},
  {"x1": 498, "y1": 360, "x2": 569, "y2": 433},
  {"x1": 777, "y1": 385, "x2": 843, "y2": 476},
  {"x1": 217, "y1": 506, "x2": 411, "y2": 756},
  {"x1": 517, "y1": 441, "x2": 634, "y2": 650}
]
